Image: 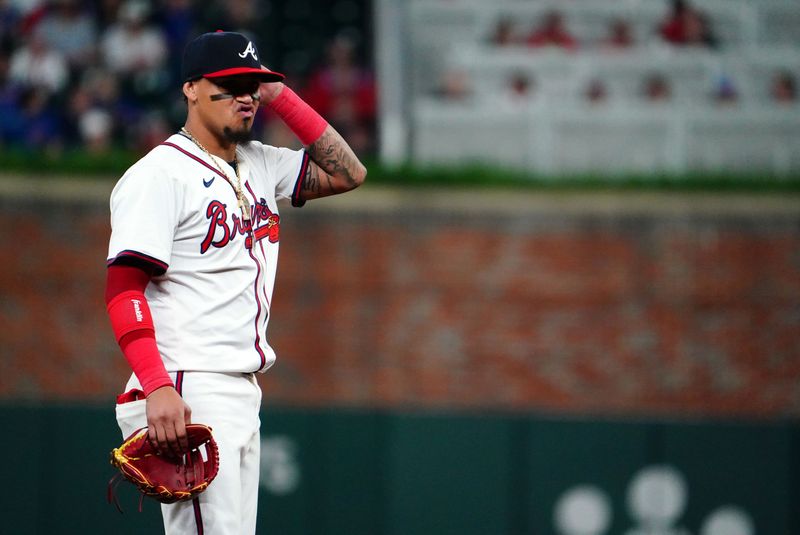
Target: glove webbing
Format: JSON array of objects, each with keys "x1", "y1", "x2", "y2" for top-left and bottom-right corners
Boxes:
[{"x1": 107, "y1": 447, "x2": 204, "y2": 513}]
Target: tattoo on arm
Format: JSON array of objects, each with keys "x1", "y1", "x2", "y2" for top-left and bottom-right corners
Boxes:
[
  {"x1": 302, "y1": 161, "x2": 337, "y2": 196},
  {"x1": 306, "y1": 128, "x2": 364, "y2": 195},
  {"x1": 302, "y1": 164, "x2": 321, "y2": 194}
]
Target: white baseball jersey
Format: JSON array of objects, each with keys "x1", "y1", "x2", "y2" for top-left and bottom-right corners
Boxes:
[{"x1": 107, "y1": 133, "x2": 309, "y2": 374}]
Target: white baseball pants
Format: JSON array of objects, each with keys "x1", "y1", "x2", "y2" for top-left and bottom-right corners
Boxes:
[{"x1": 116, "y1": 371, "x2": 262, "y2": 535}]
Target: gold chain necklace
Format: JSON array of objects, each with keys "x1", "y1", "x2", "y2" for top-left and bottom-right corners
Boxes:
[{"x1": 180, "y1": 127, "x2": 251, "y2": 222}]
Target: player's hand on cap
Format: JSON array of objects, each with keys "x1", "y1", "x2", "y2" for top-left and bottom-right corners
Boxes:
[
  {"x1": 145, "y1": 386, "x2": 192, "y2": 459},
  {"x1": 258, "y1": 66, "x2": 285, "y2": 104}
]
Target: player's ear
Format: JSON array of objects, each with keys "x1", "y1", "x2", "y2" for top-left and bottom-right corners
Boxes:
[{"x1": 183, "y1": 81, "x2": 198, "y2": 103}]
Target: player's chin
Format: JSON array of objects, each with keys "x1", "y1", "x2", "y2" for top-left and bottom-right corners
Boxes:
[{"x1": 223, "y1": 124, "x2": 254, "y2": 144}]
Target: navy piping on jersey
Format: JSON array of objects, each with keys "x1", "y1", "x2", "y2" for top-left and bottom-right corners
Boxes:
[
  {"x1": 107, "y1": 250, "x2": 168, "y2": 275},
  {"x1": 162, "y1": 141, "x2": 229, "y2": 180},
  {"x1": 173, "y1": 372, "x2": 204, "y2": 535},
  {"x1": 291, "y1": 151, "x2": 310, "y2": 207},
  {"x1": 174, "y1": 371, "x2": 184, "y2": 395},
  {"x1": 246, "y1": 237, "x2": 268, "y2": 371},
  {"x1": 162, "y1": 141, "x2": 270, "y2": 372},
  {"x1": 161, "y1": 141, "x2": 247, "y2": 207},
  {"x1": 243, "y1": 181, "x2": 269, "y2": 372},
  {"x1": 164, "y1": 138, "x2": 308, "y2": 209},
  {"x1": 192, "y1": 499, "x2": 205, "y2": 535}
]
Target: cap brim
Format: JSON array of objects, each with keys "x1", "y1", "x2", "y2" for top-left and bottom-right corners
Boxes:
[{"x1": 204, "y1": 67, "x2": 285, "y2": 82}]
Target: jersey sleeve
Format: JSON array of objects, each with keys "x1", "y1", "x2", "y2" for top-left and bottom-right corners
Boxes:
[
  {"x1": 267, "y1": 146, "x2": 311, "y2": 207},
  {"x1": 107, "y1": 163, "x2": 180, "y2": 274}
]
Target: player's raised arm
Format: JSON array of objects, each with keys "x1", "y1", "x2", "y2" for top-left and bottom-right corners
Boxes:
[{"x1": 261, "y1": 81, "x2": 367, "y2": 200}]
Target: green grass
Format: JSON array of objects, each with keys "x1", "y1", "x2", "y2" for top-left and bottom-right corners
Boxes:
[
  {"x1": 0, "y1": 147, "x2": 139, "y2": 177},
  {"x1": 366, "y1": 162, "x2": 800, "y2": 192},
  {"x1": 1, "y1": 148, "x2": 799, "y2": 192}
]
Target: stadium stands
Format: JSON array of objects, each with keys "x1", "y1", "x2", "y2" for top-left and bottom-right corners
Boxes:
[
  {"x1": 404, "y1": 0, "x2": 800, "y2": 174},
  {"x1": 0, "y1": 0, "x2": 374, "y2": 156}
]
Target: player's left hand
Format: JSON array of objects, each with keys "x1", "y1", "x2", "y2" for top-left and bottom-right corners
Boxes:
[
  {"x1": 145, "y1": 386, "x2": 192, "y2": 458},
  {"x1": 258, "y1": 68, "x2": 284, "y2": 104}
]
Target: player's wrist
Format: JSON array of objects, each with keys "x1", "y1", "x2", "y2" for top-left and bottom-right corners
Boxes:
[
  {"x1": 267, "y1": 86, "x2": 328, "y2": 145},
  {"x1": 145, "y1": 383, "x2": 177, "y2": 398},
  {"x1": 259, "y1": 80, "x2": 285, "y2": 104},
  {"x1": 120, "y1": 334, "x2": 173, "y2": 396}
]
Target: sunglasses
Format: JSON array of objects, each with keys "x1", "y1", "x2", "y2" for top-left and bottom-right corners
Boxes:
[{"x1": 209, "y1": 78, "x2": 262, "y2": 102}]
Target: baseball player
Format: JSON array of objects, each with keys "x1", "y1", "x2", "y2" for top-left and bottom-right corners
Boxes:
[{"x1": 105, "y1": 31, "x2": 366, "y2": 534}]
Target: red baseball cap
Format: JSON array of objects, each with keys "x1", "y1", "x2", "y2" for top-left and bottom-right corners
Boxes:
[{"x1": 182, "y1": 31, "x2": 285, "y2": 83}]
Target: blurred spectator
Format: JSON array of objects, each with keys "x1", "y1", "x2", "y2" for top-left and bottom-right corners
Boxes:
[
  {"x1": 12, "y1": 0, "x2": 45, "y2": 33},
  {"x1": 64, "y1": 83, "x2": 94, "y2": 143},
  {"x1": 158, "y1": 0, "x2": 197, "y2": 85},
  {"x1": 160, "y1": 0, "x2": 194, "y2": 46},
  {"x1": 642, "y1": 73, "x2": 671, "y2": 102},
  {"x1": 0, "y1": 0, "x2": 381, "y2": 155},
  {"x1": 526, "y1": 10, "x2": 577, "y2": 51},
  {"x1": 223, "y1": 0, "x2": 264, "y2": 33},
  {"x1": 659, "y1": 0, "x2": 689, "y2": 43},
  {"x1": 770, "y1": 70, "x2": 796, "y2": 104},
  {"x1": 9, "y1": 0, "x2": 43, "y2": 16},
  {"x1": 0, "y1": 49, "x2": 25, "y2": 145},
  {"x1": 15, "y1": 85, "x2": 63, "y2": 151},
  {"x1": 490, "y1": 16, "x2": 517, "y2": 47},
  {"x1": 302, "y1": 33, "x2": 376, "y2": 155},
  {"x1": 101, "y1": 0, "x2": 168, "y2": 101},
  {"x1": 92, "y1": 0, "x2": 122, "y2": 29},
  {"x1": 711, "y1": 74, "x2": 738, "y2": 105},
  {"x1": 584, "y1": 78, "x2": 608, "y2": 104},
  {"x1": 686, "y1": 10, "x2": 716, "y2": 48},
  {"x1": 101, "y1": 0, "x2": 166, "y2": 75},
  {"x1": 0, "y1": 48, "x2": 13, "y2": 89},
  {"x1": 62, "y1": 67, "x2": 135, "y2": 151},
  {"x1": 508, "y1": 72, "x2": 533, "y2": 101},
  {"x1": 79, "y1": 107, "x2": 113, "y2": 153},
  {"x1": 492, "y1": 71, "x2": 535, "y2": 109},
  {"x1": 86, "y1": 67, "x2": 122, "y2": 109},
  {"x1": 602, "y1": 18, "x2": 634, "y2": 50},
  {"x1": 32, "y1": 0, "x2": 97, "y2": 71},
  {"x1": 659, "y1": 0, "x2": 717, "y2": 48},
  {"x1": 8, "y1": 30, "x2": 68, "y2": 94},
  {"x1": 434, "y1": 68, "x2": 471, "y2": 101},
  {"x1": 198, "y1": 0, "x2": 266, "y2": 36},
  {"x1": 134, "y1": 110, "x2": 171, "y2": 152}
]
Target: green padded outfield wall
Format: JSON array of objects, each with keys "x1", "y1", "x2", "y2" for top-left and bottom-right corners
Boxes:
[{"x1": 0, "y1": 404, "x2": 796, "y2": 535}]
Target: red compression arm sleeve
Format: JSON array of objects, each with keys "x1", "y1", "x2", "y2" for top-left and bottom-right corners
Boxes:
[
  {"x1": 106, "y1": 264, "x2": 173, "y2": 396},
  {"x1": 268, "y1": 86, "x2": 329, "y2": 145},
  {"x1": 105, "y1": 264, "x2": 151, "y2": 304}
]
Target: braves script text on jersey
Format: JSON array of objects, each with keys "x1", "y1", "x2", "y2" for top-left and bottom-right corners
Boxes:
[{"x1": 107, "y1": 133, "x2": 309, "y2": 374}]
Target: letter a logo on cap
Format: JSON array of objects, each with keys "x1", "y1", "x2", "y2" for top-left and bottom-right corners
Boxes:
[{"x1": 239, "y1": 41, "x2": 258, "y2": 60}]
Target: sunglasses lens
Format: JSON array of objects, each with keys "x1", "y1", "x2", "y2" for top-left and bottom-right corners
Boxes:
[{"x1": 216, "y1": 79, "x2": 260, "y2": 97}]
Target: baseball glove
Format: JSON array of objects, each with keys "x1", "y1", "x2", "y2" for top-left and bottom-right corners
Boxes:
[{"x1": 108, "y1": 424, "x2": 219, "y2": 510}]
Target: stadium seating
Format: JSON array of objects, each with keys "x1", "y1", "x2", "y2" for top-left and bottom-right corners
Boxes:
[{"x1": 404, "y1": 0, "x2": 800, "y2": 174}]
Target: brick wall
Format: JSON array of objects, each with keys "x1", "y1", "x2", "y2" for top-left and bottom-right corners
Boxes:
[{"x1": 1, "y1": 181, "x2": 798, "y2": 417}]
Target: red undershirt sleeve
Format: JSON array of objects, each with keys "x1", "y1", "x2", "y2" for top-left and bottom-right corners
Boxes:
[{"x1": 106, "y1": 263, "x2": 173, "y2": 396}]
